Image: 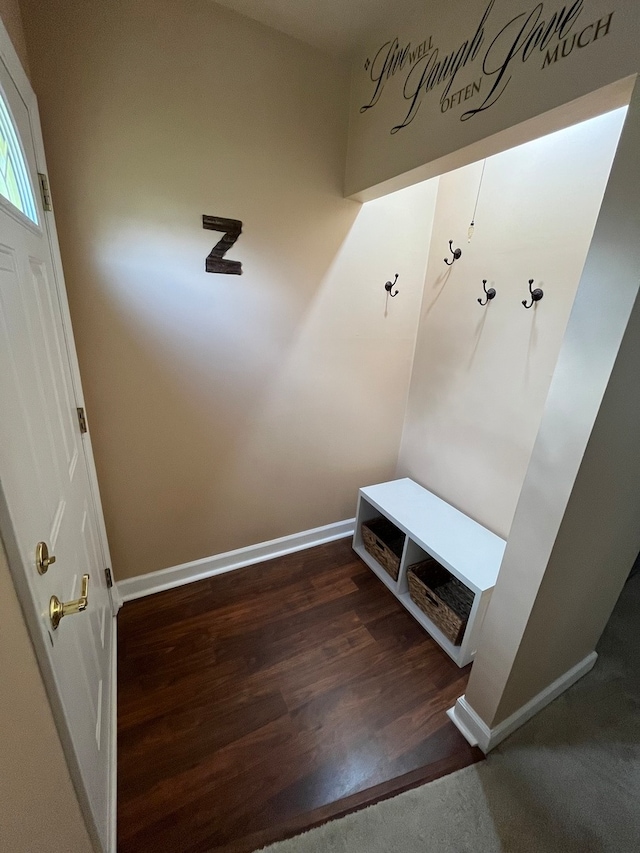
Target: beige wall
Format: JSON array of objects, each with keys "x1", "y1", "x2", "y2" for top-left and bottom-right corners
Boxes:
[
  {"x1": 0, "y1": 543, "x2": 92, "y2": 850},
  {"x1": 20, "y1": 0, "x2": 436, "y2": 580},
  {"x1": 397, "y1": 108, "x2": 625, "y2": 539},
  {"x1": 466, "y1": 79, "x2": 640, "y2": 729},
  {"x1": 495, "y1": 279, "x2": 640, "y2": 718},
  {"x1": 0, "y1": 0, "x2": 28, "y2": 75}
]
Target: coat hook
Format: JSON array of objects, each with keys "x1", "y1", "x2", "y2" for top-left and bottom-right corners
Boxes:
[
  {"x1": 385, "y1": 273, "x2": 399, "y2": 297},
  {"x1": 477, "y1": 279, "x2": 496, "y2": 306},
  {"x1": 522, "y1": 279, "x2": 544, "y2": 309},
  {"x1": 444, "y1": 240, "x2": 462, "y2": 266}
]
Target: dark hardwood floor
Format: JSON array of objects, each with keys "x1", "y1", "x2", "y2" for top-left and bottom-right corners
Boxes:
[{"x1": 117, "y1": 538, "x2": 483, "y2": 853}]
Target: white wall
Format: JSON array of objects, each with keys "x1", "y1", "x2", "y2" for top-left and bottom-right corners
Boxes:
[{"x1": 397, "y1": 108, "x2": 626, "y2": 539}]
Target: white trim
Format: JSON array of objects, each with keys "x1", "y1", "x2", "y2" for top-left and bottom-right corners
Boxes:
[
  {"x1": 108, "y1": 620, "x2": 117, "y2": 853},
  {"x1": 117, "y1": 518, "x2": 356, "y2": 602},
  {"x1": 448, "y1": 651, "x2": 598, "y2": 753},
  {"x1": 109, "y1": 572, "x2": 123, "y2": 614},
  {"x1": 446, "y1": 705, "x2": 479, "y2": 747}
]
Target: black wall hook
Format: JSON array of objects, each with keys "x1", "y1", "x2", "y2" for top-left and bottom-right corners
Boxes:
[
  {"x1": 477, "y1": 279, "x2": 496, "y2": 306},
  {"x1": 444, "y1": 240, "x2": 462, "y2": 266},
  {"x1": 522, "y1": 279, "x2": 544, "y2": 309},
  {"x1": 385, "y1": 273, "x2": 399, "y2": 297}
]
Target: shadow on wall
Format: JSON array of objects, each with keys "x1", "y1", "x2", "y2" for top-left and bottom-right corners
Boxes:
[
  {"x1": 17, "y1": 0, "x2": 441, "y2": 580},
  {"x1": 78, "y1": 178, "x2": 437, "y2": 580}
]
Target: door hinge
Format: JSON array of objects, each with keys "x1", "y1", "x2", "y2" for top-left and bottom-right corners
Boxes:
[
  {"x1": 105, "y1": 568, "x2": 113, "y2": 588},
  {"x1": 77, "y1": 407, "x2": 88, "y2": 434},
  {"x1": 38, "y1": 172, "x2": 52, "y2": 211}
]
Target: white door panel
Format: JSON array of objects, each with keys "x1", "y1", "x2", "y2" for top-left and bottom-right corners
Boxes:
[{"x1": 0, "y1": 39, "x2": 113, "y2": 852}]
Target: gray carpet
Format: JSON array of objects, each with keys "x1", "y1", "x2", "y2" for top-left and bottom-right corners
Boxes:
[{"x1": 258, "y1": 573, "x2": 640, "y2": 852}]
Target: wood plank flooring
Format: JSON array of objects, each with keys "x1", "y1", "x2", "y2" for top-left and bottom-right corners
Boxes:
[{"x1": 117, "y1": 538, "x2": 483, "y2": 853}]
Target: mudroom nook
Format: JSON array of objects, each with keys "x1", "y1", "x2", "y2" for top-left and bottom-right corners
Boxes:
[
  {"x1": 114, "y1": 98, "x2": 631, "y2": 851},
  {"x1": 4, "y1": 1, "x2": 640, "y2": 852}
]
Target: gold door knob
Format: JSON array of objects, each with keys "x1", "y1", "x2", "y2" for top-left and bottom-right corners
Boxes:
[
  {"x1": 36, "y1": 541, "x2": 56, "y2": 575},
  {"x1": 50, "y1": 574, "x2": 89, "y2": 630}
]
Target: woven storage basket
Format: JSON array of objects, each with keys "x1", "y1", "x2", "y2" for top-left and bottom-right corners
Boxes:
[
  {"x1": 408, "y1": 558, "x2": 473, "y2": 645},
  {"x1": 361, "y1": 517, "x2": 405, "y2": 581}
]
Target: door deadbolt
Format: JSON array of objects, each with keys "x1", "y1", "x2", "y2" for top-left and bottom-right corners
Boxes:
[
  {"x1": 50, "y1": 574, "x2": 89, "y2": 630},
  {"x1": 36, "y1": 541, "x2": 56, "y2": 575}
]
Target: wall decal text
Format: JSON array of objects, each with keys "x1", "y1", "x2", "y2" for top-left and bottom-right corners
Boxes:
[{"x1": 360, "y1": 1, "x2": 615, "y2": 133}]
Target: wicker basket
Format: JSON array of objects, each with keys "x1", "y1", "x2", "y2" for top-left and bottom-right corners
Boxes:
[
  {"x1": 407, "y1": 558, "x2": 473, "y2": 645},
  {"x1": 361, "y1": 517, "x2": 405, "y2": 581}
]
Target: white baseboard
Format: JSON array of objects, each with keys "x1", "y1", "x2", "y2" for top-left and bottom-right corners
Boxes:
[
  {"x1": 448, "y1": 651, "x2": 598, "y2": 753},
  {"x1": 116, "y1": 518, "x2": 356, "y2": 602},
  {"x1": 109, "y1": 579, "x2": 123, "y2": 614},
  {"x1": 446, "y1": 705, "x2": 479, "y2": 746}
]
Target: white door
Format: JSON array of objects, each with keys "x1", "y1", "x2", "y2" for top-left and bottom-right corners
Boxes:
[{"x1": 0, "y1": 34, "x2": 113, "y2": 853}]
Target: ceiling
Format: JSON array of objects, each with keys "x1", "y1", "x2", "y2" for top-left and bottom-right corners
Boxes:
[{"x1": 212, "y1": 0, "x2": 423, "y2": 58}]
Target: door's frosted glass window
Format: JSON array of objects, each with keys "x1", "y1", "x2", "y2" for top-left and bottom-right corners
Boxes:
[{"x1": 0, "y1": 89, "x2": 38, "y2": 223}]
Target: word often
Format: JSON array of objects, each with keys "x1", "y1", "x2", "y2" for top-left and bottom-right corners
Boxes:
[{"x1": 441, "y1": 78, "x2": 483, "y2": 113}]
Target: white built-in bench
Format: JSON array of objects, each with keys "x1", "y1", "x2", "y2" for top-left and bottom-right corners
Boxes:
[{"x1": 353, "y1": 478, "x2": 506, "y2": 666}]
